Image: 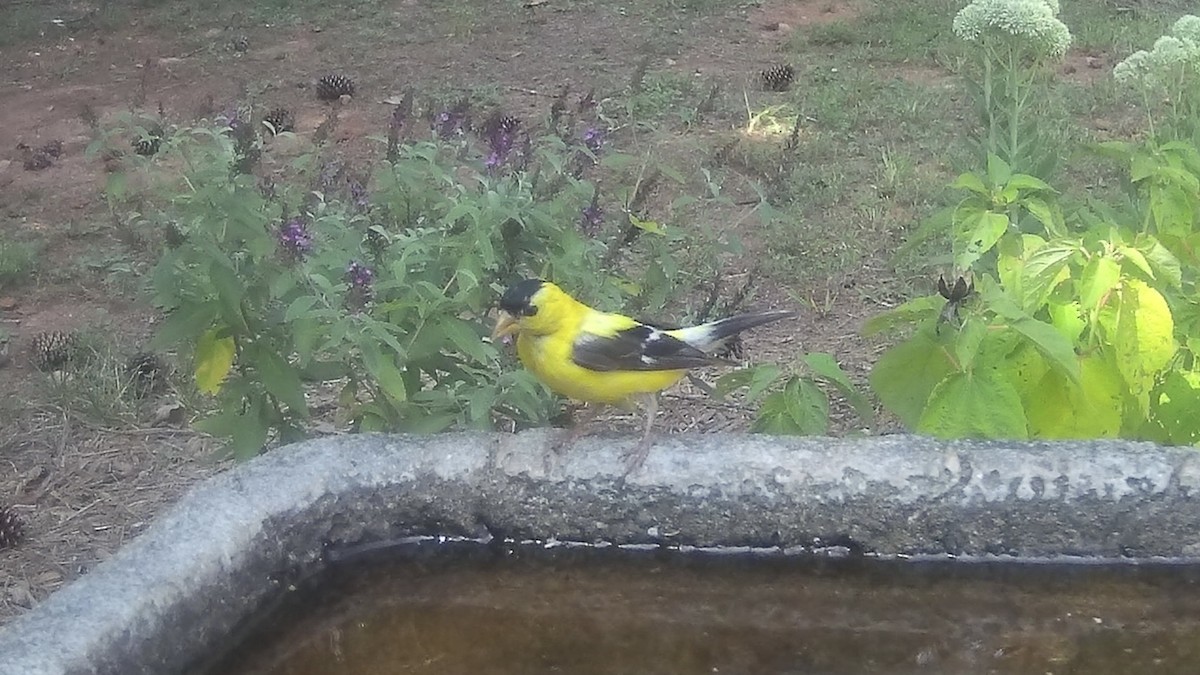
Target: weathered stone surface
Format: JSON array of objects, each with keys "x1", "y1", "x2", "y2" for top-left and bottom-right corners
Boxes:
[{"x1": 1, "y1": 432, "x2": 1198, "y2": 675}]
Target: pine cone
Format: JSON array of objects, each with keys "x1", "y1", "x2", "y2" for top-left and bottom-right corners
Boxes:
[
  {"x1": 498, "y1": 114, "x2": 521, "y2": 133},
  {"x1": 316, "y1": 74, "x2": 356, "y2": 101},
  {"x1": 761, "y1": 64, "x2": 795, "y2": 92},
  {"x1": 126, "y1": 351, "x2": 167, "y2": 395},
  {"x1": 0, "y1": 506, "x2": 26, "y2": 550},
  {"x1": 262, "y1": 106, "x2": 295, "y2": 135},
  {"x1": 30, "y1": 331, "x2": 78, "y2": 371}
]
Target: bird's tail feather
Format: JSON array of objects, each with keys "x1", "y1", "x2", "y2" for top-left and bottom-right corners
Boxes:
[{"x1": 674, "y1": 310, "x2": 796, "y2": 352}]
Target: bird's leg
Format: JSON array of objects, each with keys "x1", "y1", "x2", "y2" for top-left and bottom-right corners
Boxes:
[
  {"x1": 551, "y1": 403, "x2": 601, "y2": 454},
  {"x1": 621, "y1": 393, "x2": 659, "y2": 475}
]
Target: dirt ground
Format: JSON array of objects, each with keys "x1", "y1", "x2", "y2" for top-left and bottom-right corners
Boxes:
[{"x1": 0, "y1": 0, "x2": 902, "y2": 626}]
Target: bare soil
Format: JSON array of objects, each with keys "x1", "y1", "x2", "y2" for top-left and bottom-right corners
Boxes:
[{"x1": 0, "y1": 0, "x2": 896, "y2": 626}]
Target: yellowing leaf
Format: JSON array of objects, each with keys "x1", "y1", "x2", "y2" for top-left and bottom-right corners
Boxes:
[
  {"x1": 1101, "y1": 279, "x2": 1177, "y2": 414},
  {"x1": 1047, "y1": 301, "x2": 1086, "y2": 345},
  {"x1": 1025, "y1": 354, "x2": 1124, "y2": 439},
  {"x1": 195, "y1": 326, "x2": 236, "y2": 395},
  {"x1": 999, "y1": 343, "x2": 1048, "y2": 399}
]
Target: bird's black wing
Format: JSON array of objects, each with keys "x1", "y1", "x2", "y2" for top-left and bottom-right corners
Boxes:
[{"x1": 572, "y1": 324, "x2": 717, "y2": 372}]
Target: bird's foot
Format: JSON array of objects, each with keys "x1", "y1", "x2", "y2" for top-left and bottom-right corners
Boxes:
[{"x1": 620, "y1": 435, "x2": 654, "y2": 477}]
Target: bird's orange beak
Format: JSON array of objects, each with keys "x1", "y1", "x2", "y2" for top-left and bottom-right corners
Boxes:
[{"x1": 491, "y1": 311, "x2": 520, "y2": 341}]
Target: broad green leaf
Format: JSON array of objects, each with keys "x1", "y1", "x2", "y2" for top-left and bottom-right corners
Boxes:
[
  {"x1": 1006, "y1": 174, "x2": 1053, "y2": 192},
  {"x1": 752, "y1": 377, "x2": 828, "y2": 435},
  {"x1": 1136, "y1": 235, "x2": 1182, "y2": 288},
  {"x1": 998, "y1": 342, "x2": 1048, "y2": 399},
  {"x1": 1025, "y1": 354, "x2": 1124, "y2": 439},
  {"x1": 1022, "y1": 196, "x2": 1064, "y2": 237},
  {"x1": 803, "y1": 352, "x2": 874, "y2": 426},
  {"x1": 954, "y1": 211, "x2": 1009, "y2": 270},
  {"x1": 195, "y1": 326, "x2": 236, "y2": 395},
  {"x1": 985, "y1": 288, "x2": 1080, "y2": 383},
  {"x1": 1079, "y1": 255, "x2": 1121, "y2": 313},
  {"x1": 713, "y1": 364, "x2": 781, "y2": 402},
  {"x1": 951, "y1": 172, "x2": 988, "y2": 195},
  {"x1": 1150, "y1": 370, "x2": 1200, "y2": 445},
  {"x1": 256, "y1": 347, "x2": 308, "y2": 415},
  {"x1": 861, "y1": 295, "x2": 943, "y2": 336},
  {"x1": 917, "y1": 369, "x2": 1028, "y2": 439},
  {"x1": 1019, "y1": 243, "x2": 1076, "y2": 310},
  {"x1": 869, "y1": 327, "x2": 956, "y2": 428},
  {"x1": 986, "y1": 153, "x2": 1012, "y2": 187},
  {"x1": 1117, "y1": 245, "x2": 1153, "y2": 279},
  {"x1": 1047, "y1": 301, "x2": 1086, "y2": 345}
]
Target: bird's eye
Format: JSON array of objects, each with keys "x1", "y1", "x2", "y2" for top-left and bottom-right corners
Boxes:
[{"x1": 523, "y1": 305, "x2": 538, "y2": 317}]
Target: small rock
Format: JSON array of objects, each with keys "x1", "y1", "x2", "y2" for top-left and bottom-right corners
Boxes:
[
  {"x1": 152, "y1": 402, "x2": 186, "y2": 426},
  {"x1": 0, "y1": 296, "x2": 17, "y2": 310},
  {"x1": 1085, "y1": 56, "x2": 1102, "y2": 69}
]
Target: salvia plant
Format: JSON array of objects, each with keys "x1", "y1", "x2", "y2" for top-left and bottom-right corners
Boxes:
[{"x1": 103, "y1": 95, "x2": 737, "y2": 458}]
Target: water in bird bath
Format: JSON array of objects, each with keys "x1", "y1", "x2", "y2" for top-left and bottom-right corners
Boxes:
[{"x1": 201, "y1": 542, "x2": 1200, "y2": 675}]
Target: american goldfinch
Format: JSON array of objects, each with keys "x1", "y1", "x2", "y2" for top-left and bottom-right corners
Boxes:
[{"x1": 492, "y1": 278, "x2": 795, "y2": 472}]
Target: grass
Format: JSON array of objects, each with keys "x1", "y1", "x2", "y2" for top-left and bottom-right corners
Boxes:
[{"x1": 0, "y1": 237, "x2": 41, "y2": 292}]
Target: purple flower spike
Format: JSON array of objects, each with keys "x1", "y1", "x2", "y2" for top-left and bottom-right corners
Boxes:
[
  {"x1": 583, "y1": 126, "x2": 605, "y2": 154},
  {"x1": 348, "y1": 178, "x2": 369, "y2": 211},
  {"x1": 483, "y1": 119, "x2": 517, "y2": 171},
  {"x1": 278, "y1": 217, "x2": 313, "y2": 259},
  {"x1": 346, "y1": 260, "x2": 375, "y2": 289},
  {"x1": 580, "y1": 197, "x2": 604, "y2": 236}
]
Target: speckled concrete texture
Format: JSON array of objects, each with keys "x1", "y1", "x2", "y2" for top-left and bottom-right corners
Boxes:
[{"x1": 2, "y1": 432, "x2": 1199, "y2": 674}]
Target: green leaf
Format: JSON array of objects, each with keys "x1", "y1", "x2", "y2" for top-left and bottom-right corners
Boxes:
[
  {"x1": 1019, "y1": 243, "x2": 1076, "y2": 310},
  {"x1": 401, "y1": 412, "x2": 458, "y2": 434},
  {"x1": 230, "y1": 396, "x2": 271, "y2": 460},
  {"x1": 255, "y1": 347, "x2": 308, "y2": 415},
  {"x1": 629, "y1": 214, "x2": 666, "y2": 235},
  {"x1": 1047, "y1": 301, "x2": 1086, "y2": 345},
  {"x1": 985, "y1": 288, "x2": 1080, "y2": 384},
  {"x1": 1136, "y1": 235, "x2": 1182, "y2": 288},
  {"x1": 1025, "y1": 354, "x2": 1124, "y2": 439},
  {"x1": 1149, "y1": 370, "x2": 1200, "y2": 445},
  {"x1": 917, "y1": 369, "x2": 1029, "y2": 439},
  {"x1": 284, "y1": 296, "x2": 320, "y2": 322},
  {"x1": 1006, "y1": 174, "x2": 1053, "y2": 192},
  {"x1": 752, "y1": 377, "x2": 828, "y2": 435},
  {"x1": 1079, "y1": 255, "x2": 1121, "y2": 313},
  {"x1": 713, "y1": 364, "x2": 781, "y2": 402},
  {"x1": 803, "y1": 352, "x2": 874, "y2": 427},
  {"x1": 986, "y1": 153, "x2": 1012, "y2": 187},
  {"x1": 1022, "y1": 197, "x2": 1064, "y2": 237},
  {"x1": 208, "y1": 260, "x2": 248, "y2": 332},
  {"x1": 194, "y1": 326, "x2": 236, "y2": 395},
  {"x1": 441, "y1": 318, "x2": 491, "y2": 363},
  {"x1": 361, "y1": 341, "x2": 408, "y2": 405},
  {"x1": 869, "y1": 327, "x2": 956, "y2": 428},
  {"x1": 954, "y1": 211, "x2": 1008, "y2": 270},
  {"x1": 861, "y1": 295, "x2": 943, "y2": 336},
  {"x1": 951, "y1": 172, "x2": 988, "y2": 195},
  {"x1": 150, "y1": 305, "x2": 219, "y2": 349},
  {"x1": 1117, "y1": 245, "x2": 1153, "y2": 279}
]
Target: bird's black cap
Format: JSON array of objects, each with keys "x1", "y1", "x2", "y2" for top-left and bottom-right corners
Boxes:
[{"x1": 499, "y1": 278, "x2": 544, "y2": 316}]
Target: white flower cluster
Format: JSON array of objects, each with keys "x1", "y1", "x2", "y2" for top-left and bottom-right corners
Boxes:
[
  {"x1": 952, "y1": 0, "x2": 1072, "y2": 58},
  {"x1": 1113, "y1": 15, "x2": 1200, "y2": 90}
]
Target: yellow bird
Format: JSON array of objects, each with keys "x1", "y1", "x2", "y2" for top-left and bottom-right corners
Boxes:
[{"x1": 492, "y1": 278, "x2": 795, "y2": 472}]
